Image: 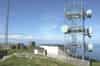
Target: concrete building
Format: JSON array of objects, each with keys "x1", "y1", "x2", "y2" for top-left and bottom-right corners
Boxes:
[
  {"x1": 33, "y1": 46, "x2": 46, "y2": 56},
  {"x1": 40, "y1": 44, "x2": 66, "y2": 58}
]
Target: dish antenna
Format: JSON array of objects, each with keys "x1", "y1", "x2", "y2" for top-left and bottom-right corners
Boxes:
[
  {"x1": 61, "y1": 25, "x2": 69, "y2": 33},
  {"x1": 87, "y1": 43, "x2": 93, "y2": 52},
  {"x1": 86, "y1": 9, "x2": 92, "y2": 18}
]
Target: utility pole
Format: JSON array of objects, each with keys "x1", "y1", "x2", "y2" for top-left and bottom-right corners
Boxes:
[{"x1": 5, "y1": 0, "x2": 10, "y2": 48}]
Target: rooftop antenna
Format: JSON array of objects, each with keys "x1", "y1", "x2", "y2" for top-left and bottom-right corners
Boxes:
[{"x1": 64, "y1": 0, "x2": 93, "y2": 60}]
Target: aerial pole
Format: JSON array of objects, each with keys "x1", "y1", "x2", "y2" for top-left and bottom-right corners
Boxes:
[
  {"x1": 81, "y1": 0, "x2": 93, "y2": 60},
  {"x1": 80, "y1": 0, "x2": 86, "y2": 60},
  {"x1": 5, "y1": 0, "x2": 10, "y2": 48}
]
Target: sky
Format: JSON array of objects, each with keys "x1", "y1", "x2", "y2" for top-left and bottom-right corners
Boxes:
[{"x1": 0, "y1": 0, "x2": 100, "y2": 44}]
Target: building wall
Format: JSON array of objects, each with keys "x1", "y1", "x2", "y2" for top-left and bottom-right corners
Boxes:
[
  {"x1": 40, "y1": 46, "x2": 59, "y2": 57},
  {"x1": 58, "y1": 47, "x2": 66, "y2": 57},
  {"x1": 40, "y1": 45, "x2": 90, "y2": 66}
]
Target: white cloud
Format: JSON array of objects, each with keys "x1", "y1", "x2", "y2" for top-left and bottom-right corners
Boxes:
[
  {"x1": 41, "y1": 34, "x2": 64, "y2": 41},
  {"x1": 23, "y1": 35, "x2": 33, "y2": 40},
  {"x1": 0, "y1": 33, "x2": 64, "y2": 41},
  {"x1": 0, "y1": 34, "x2": 33, "y2": 40}
]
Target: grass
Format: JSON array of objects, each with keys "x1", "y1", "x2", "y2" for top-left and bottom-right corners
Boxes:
[
  {"x1": 0, "y1": 55, "x2": 74, "y2": 66},
  {"x1": 7, "y1": 49, "x2": 33, "y2": 55},
  {"x1": 2, "y1": 49, "x2": 100, "y2": 66},
  {"x1": 92, "y1": 61, "x2": 100, "y2": 66}
]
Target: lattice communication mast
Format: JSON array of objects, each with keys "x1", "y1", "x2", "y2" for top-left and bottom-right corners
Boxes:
[{"x1": 64, "y1": 0, "x2": 93, "y2": 59}]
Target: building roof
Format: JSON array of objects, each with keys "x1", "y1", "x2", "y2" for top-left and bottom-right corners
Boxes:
[
  {"x1": 33, "y1": 46, "x2": 45, "y2": 50},
  {"x1": 40, "y1": 44, "x2": 64, "y2": 47}
]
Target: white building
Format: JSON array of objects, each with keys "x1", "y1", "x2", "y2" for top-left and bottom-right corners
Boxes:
[
  {"x1": 33, "y1": 46, "x2": 46, "y2": 55},
  {"x1": 40, "y1": 44, "x2": 66, "y2": 58}
]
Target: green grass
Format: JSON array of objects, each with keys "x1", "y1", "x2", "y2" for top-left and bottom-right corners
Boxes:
[
  {"x1": 0, "y1": 55, "x2": 74, "y2": 66},
  {"x1": 7, "y1": 49, "x2": 33, "y2": 55},
  {"x1": 92, "y1": 61, "x2": 100, "y2": 66}
]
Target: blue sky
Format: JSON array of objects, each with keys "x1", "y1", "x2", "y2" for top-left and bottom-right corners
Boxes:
[{"x1": 0, "y1": 0, "x2": 100, "y2": 44}]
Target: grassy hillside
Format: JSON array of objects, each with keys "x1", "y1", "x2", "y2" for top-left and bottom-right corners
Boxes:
[
  {"x1": 92, "y1": 61, "x2": 100, "y2": 66},
  {"x1": 0, "y1": 55, "x2": 74, "y2": 66}
]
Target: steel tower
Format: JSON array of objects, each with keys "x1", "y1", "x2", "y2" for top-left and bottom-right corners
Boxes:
[{"x1": 64, "y1": 0, "x2": 93, "y2": 60}]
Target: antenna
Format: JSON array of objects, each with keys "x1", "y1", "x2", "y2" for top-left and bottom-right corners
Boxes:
[
  {"x1": 5, "y1": 0, "x2": 10, "y2": 49},
  {"x1": 64, "y1": 0, "x2": 93, "y2": 60}
]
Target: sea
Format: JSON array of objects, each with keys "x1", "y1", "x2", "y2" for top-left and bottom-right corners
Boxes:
[
  {"x1": 76, "y1": 44, "x2": 100, "y2": 61},
  {"x1": 88, "y1": 44, "x2": 100, "y2": 61}
]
